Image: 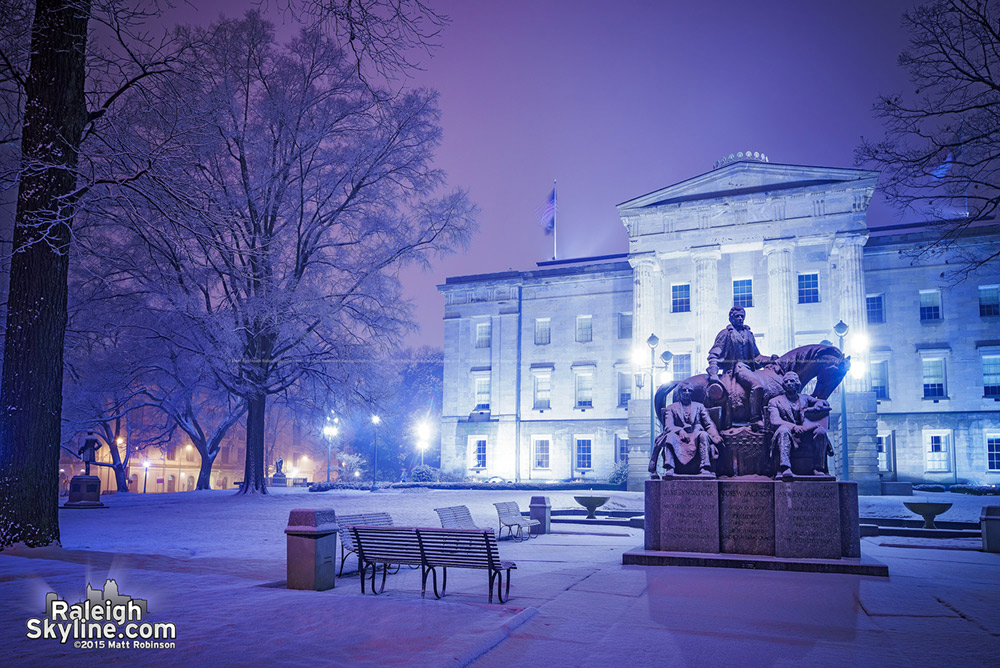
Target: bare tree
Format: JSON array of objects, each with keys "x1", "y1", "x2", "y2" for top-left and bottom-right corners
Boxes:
[
  {"x1": 108, "y1": 13, "x2": 474, "y2": 494},
  {"x1": 0, "y1": 0, "x2": 189, "y2": 547},
  {"x1": 857, "y1": 0, "x2": 1000, "y2": 277}
]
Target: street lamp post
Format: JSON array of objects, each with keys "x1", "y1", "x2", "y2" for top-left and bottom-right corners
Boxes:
[
  {"x1": 142, "y1": 461, "x2": 149, "y2": 493},
  {"x1": 834, "y1": 319, "x2": 850, "y2": 481},
  {"x1": 635, "y1": 334, "x2": 672, "y2": 455},
  {"x1": 322, "y1": 418, "x2": 339, "y2": 483},
  {"x1": 415, "y1": 420, "x2": 432, "y2": 468},
  {"x1": 370, "y1": 415, "x2": 381, "y2": 491}
]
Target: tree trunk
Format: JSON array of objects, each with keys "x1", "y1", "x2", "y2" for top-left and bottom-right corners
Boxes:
[
  {"x1": 196, "y1": 450, "x2": 216, "y2": 490},
  {"x1": 238, "y1": 394, "x2": 268, "y2": 494},
  {"x1": 0, "y1": 0, "x2": 91, "y2": 549},
  {"x1": 112, "y1": 464, "x2": 128, "y2": 493}
]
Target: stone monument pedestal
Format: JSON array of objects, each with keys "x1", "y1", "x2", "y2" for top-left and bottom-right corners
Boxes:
[
  {"x1": 626, "y1": 477, "x2": 884, "y2": 575},
  {"x1": 271, "y1": 473, "x2": 287, "y2": 487},
  {"x1": 63, "y1": 475, "x2": 106, "y2": 508}
]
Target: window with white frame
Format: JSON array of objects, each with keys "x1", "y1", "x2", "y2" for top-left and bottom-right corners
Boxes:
[
  {"x1": 980, "y1": 285, "x2": 1000, "y2": 317},
  {"x1": 671, "y1": 284, "x2": 691, "y2": 313},
  {"x1": 982, "y1": 355, "x2": 1000, "y2": 398},
  {"x1": 618, "y1": 313, "x2": 632, "y2": 339},
  {"x1": 919, "y1": 289, "x2": 942, "y2": 321},
  {"x1": 733, "y1": 279, "x2": 753, "y2": 308},
  {"x1": 533, "y1": 436, "x2": 551, "y2": 469},
  {"x1": 575, "y1": 371, "x2": 594, "y2": 408},
  {"x1": 922, "y1": 358, "x2": 946, "y2": 398},
  {"x1": 871, "y1": 360, "x2": 889, "y2": 400},
  {"x1": 616, "y1": 435, "x2": 629, "y2": 464},
  {"x1": 576, "y1": 315, "x2": 593, "y2": 343},
  {"x1": 924, "y1": 430, "x2": 951, "y2": 472},
  {"x1": 575, "y1": 436, "x2": 593, "y2": 470},
  {"x1": 535, "y1": 318, "x2": 551, "y2": 345},
  {"x1": 533, "y1": 372, "x2": 551, "y2": 409},
  {"x1": 469, "y1": 436, "x2": 487, "y2": 469},
  {"x1": 876, "y1": 434, "x2": 891, "y2": 472},
  {"x1": 475, "y1": 321, "x2": 491, "y2": 348},
  {"x1": 673, "y1": 354, "x2": 692, "y2": 381},
  {"x1": 473, "y1": 373, "x2": 491, "y2": 410},
  {"x1": 797, "y1": 273, "x2": 820, "y2": 304},
  {"x1": 866, "y1": 294, "x2": 885, "y2": 324},
  {"x1": 617, "y1": 371, "x2": 631, "y2": 406},
  {"x1": 987, "y1": 434, "x2": 1000, "y2": 472}
]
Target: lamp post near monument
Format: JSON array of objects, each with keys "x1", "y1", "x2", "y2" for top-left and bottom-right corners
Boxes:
[{"x1": 834, "y1": 320, "x2": 851, "y2": 480}]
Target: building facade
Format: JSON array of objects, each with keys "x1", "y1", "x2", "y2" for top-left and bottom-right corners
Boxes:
[{"x1": 439, "y1": 156, "x2": 1000, "y2": 492}]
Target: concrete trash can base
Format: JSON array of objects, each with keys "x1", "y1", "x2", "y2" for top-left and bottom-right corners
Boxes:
[
  {"x1": 981, "y1": 506, "x2": 1000, "y2": 553},
  {"x1": 285, "y1": 509, "x2": 339, "y2": 590}
]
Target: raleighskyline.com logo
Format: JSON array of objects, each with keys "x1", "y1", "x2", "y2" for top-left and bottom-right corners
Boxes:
[{"x1": 25, "y1": 579, "x2": 177, "y2": 649}]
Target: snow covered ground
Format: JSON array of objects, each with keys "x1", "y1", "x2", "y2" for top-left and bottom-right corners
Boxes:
[{"x1": 1, "y1": 487, "x2": 998, "y2": 667}]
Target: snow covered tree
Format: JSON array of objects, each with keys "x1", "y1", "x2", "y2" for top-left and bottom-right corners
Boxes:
[
  {"x1": 858, "y1": 0, "x2": 1000, "y2": 276},
  {"x1": 109, "y1": 13, "x2": 474, "y2": 494}
]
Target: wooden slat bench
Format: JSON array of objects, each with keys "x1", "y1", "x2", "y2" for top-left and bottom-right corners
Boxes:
[
  {"x1": 434, "y1": 505, "x2": 489, "y2": 531},
  {"x1": 349, "y1": 526, "x2": 516, "y2": 603},
  {"x1": 494, "y1": 501, "x2": 540, "y2": 541},
  {"x1": 336, "y1": 511, "x2": 394, "y2": 575}
]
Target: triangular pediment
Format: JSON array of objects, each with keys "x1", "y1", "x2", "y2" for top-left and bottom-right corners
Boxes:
[{"x1": 617, "y1": 161, "x2": 879, "y2": 212}]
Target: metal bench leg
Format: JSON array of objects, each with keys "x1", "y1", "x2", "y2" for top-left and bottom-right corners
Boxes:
[
  {"x1": 421, "y1": 566, "x2": 437, "y2": 599},
  {"x1": 360, "y1": 561, "x2": 370, "y2": 594},
  {"x1": 440, "y1": 567, "x2": 447, "y2": 598},
  {"x1": 374, "y1": 563, "x2": 387, "y2": 594}
]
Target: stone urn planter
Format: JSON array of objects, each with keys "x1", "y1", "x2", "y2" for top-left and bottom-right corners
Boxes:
[
  {"x1": 903, "y1": 501, "x2": 953, "y2": 529},
  {"x1": 574, "y1": 495, "x2": 610, "y2": 519}
]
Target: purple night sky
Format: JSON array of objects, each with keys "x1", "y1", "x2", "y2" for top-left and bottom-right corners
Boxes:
[{"x1": 169, "y1": 0, "x2": 918, "y2": 348}]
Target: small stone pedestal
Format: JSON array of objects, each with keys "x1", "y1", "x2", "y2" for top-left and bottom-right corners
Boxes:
[
  {"x1": 285, "y1": 509, "x2": 339, "y2": 591},
  {"x1": 272, "y1": 473, "x2": 288, "y2": 488},
  {"x1": 529, "y1": 496, "x2": 551, "y2": 535},
  {"x1": 63, "y1": 476, "x2": 105, "y2": 508}
]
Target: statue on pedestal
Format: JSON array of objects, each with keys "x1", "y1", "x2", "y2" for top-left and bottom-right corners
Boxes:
[
  {"x1": 767, "y1": 372, "x2": 834, "y2": 478},
  {"x1": 649, "y1": 382, "x2": 723, "y2": 478}
]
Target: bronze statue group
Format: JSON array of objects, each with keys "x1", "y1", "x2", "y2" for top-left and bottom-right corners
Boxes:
[{"x1": 650, "y1": 306, "x2": 845, "y2": 480}]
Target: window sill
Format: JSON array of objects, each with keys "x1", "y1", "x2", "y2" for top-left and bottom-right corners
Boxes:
[
  {"x1": 919, "y1": 319, "x2": 943, "y2": 324},
  {"x1": 922, "y1": 396, "x2": 949, "y2": 402}
]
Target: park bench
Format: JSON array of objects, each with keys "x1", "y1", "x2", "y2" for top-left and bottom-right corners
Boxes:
[
  {"x1": 434, "y1": 505, "x2": 489, "y2": 531},
  {"x1": 493, "y1": 501, "x2": 539, "y2": 541},
  {"x1": 349, "y1": 525, "x2": 516, "y2": 603},
  {"x1": 335, "y1": 511, "x2": 394, "y2": 576}
]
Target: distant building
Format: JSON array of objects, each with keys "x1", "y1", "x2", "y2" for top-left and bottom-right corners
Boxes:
[{"x1": 439, "y1": 155, "x2": 1000, "y2": 492}]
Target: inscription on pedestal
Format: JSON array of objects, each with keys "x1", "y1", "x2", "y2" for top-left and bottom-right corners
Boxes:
[
  {"x1": 774, "y1": 482, "x2": 842, "y2": 559},
  {"x1": 719, "y1": 481, "x2": 774, "y2": 555},
  {"x1": 660, "y1": 480, "x2": 720, "y2": 553}
]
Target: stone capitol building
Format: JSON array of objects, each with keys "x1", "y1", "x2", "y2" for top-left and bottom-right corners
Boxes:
[{"x1": 438, "y1": 155, "x2": 1000, "y2": 493}]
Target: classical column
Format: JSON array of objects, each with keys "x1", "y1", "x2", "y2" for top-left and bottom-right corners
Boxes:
[
  {"x1": 832, "y1": 234, "x2": 869, "y2": 393},
  {"x1": 763, "y1": 240, "x2": 795, "y2": 355},
  {"x1": 831, "y1": 232, "x2": 880, "y2": 494},
  {"x1": 626, "y1": 255, "x2": 660, "y2": 490},
  {"x1": 630, "y1": 255, "x2": 658, "y2": 400},
  {"x1": 692, "y1": 247, "x2": 721, "y2": 368}
]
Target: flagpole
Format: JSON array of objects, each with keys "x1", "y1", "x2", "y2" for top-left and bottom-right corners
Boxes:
[{"x1": 553, "y1": 179, "x2": 558, "y2": 261}]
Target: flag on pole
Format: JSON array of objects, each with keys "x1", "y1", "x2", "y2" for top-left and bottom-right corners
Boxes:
[{"x1": 536, "y1": 185, "x2": 557, "y2": 235}]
